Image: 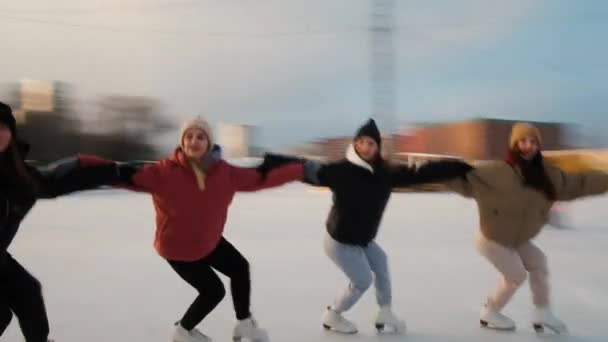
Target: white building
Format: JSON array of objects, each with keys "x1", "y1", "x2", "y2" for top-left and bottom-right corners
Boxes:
[{"x1": 217, "y1": 123, "x2": 258, "y2": 158}]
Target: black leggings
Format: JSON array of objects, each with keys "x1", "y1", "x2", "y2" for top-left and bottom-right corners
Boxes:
[
  {"x1": 168, "y1": 238, "x2": 251, "y2": 330},
  {"x1": 0, "y1": 254, "x2": 49, "y2": 342}
]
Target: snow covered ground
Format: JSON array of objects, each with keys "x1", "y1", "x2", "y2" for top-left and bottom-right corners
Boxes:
[{"x1": 4, "y1": 184, "x2": 608, "y2": 342}]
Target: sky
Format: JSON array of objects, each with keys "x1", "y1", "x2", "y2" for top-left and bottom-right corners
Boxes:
[{"x1": 1, "y1": 0, "x2": 607, "y2": 149}]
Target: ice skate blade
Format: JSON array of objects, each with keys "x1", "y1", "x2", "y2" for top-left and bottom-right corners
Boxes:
[
  {"x1": 375, "y1": 323, "x2": 405, "y2": 334},
  {"x1": 322, "y1": 324, "x2": 357, "y2": 334},
  {"x1": 533, "y1": 323, "x2": 568, "y2": 335},
  {"x1": 480, "y1": 320, "x2": 516, "y2": 331}
]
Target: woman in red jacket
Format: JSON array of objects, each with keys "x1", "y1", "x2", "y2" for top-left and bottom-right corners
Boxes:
[{"x1": 87, "y1": 117, "x2": 303, "y2": 342}]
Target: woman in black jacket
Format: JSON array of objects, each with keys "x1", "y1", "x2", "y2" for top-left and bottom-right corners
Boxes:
[
  {"x1": 0, "y1": 102, "x2": 132, "y2": 342},
  {"x1": 259, "y1": 119, "x2": 473, "y2": 335}
]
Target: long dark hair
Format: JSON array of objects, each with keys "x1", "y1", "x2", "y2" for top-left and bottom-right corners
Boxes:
[
  {"x1": 0, "y1": 140, "x2": 39, "y2": 198},
  {"x1": 504, "y1": 148, "x2": 556, "y2": 201}
]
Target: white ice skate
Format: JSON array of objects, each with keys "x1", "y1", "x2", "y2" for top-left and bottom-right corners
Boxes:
[
  {"x1": 173, "y1": 323, "x2": 212, "y2": 342},
  {"x1": 232, "y1": 317, "x2": 269, "y2": 342},
  {"x1": 532, "y1": 307, "x2": 568, "y2": 334},
  {"x1": 322, "y1": 306, "x2": 358, "y2": 334},
  {"x1": 374, "y1": 306, "x2": 406, "y2": 334},
  {"x1": 480, "y1": 304, "x2": 516, "y2": 331}
]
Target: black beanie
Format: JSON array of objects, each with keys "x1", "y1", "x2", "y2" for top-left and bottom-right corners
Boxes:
[
  {"x1": 354, "y1": 118, "x2": 382, "y2": 147},
  {"x1": 0, "y1": 102, "x2": 16, "y2": 135}
]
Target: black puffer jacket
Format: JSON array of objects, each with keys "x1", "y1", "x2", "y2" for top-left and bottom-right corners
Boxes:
[
  {"x1": 260, "y1": 146, "x2": 473, "y2": 245},
  {"x1": 0, "y1": 147, "x2": 127, "y2": 263}
]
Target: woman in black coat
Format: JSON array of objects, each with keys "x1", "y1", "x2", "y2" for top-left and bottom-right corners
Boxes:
[
  {"x1": 259, "y1": 119, "x2": 473, "y2": 335},
  {"x1": 0, "y1": 101, "x2": 133, "y2": 342}
]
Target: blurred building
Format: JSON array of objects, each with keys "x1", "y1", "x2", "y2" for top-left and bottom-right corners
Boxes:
[
  {"x1": 92, "y1": 95, "x2": 170, "y2": 135},
  {"x1": 15, "y1": 79, "x2": 73, "y2": 119},
  {"x1": 20, "y1": 79, "x2": 57, "y2": 113},
  {"x1": 12, "y1": 80, "x2": 84, "y2": 161},
  {"x1": 217, "y1": 123, "x2": 260, "y2": 158},
  {"x1": 285, "y1": 142, "x2": 324, "y2": 160},
  {"x1": 396, "y1": 118, "x2": 568, "y2": 161},
  {"x1": 9, "y1": 79, "x2": 172, "y2": 161}
]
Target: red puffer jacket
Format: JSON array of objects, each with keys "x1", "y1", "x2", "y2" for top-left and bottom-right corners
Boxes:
[{"x1": 80, "y1": 150, "x2": 303, "y2": 261}]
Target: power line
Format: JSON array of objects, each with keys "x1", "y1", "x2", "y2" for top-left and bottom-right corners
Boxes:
[
  {"x1": 1, "y1": 10, "x2": 493, "y2": 42},
  {"x1": 0, "y1": 13, "x2": 182, "y2": 35},
  {"x1": 0, "y1": 1, "x2": 205, "y2": 15},
  {"x1": 0, "y1": 13, "x2": 368, "y2": 38}
]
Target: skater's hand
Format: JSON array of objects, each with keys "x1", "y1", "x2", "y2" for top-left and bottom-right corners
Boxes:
[
  {"x1": 117, "y1": 163, "x2": 139, "y2": 184},
  {"x1": 257, "y1": 153, "x2": 304, "y2": 180}
]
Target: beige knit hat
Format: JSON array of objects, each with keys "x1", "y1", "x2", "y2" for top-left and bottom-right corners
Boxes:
[
  {"x1": 179, "y1": 116, "x2": 213, "y2": 149},
  {"x1": 509, "y1": 122, "x2": 542, "y2": 150}
]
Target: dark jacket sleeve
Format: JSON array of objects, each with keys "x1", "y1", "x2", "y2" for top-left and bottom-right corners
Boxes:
[
  {"x1": 30, "y1": 155, "x2": 124, "y2": 199},
  {"x1": 309, "y1": 161, "x2": 342, "y2": 188},
  {"x1": 0, "y1": 197, "x2": 35, "y2": 258},
  {"x1": 388, "y1": 160, "x2": 474, "y2": 188},
  {"x1": 258, "y1": 152, "x2": 345, "y2": 188}
]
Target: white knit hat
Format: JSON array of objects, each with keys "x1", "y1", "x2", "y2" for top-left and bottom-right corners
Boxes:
[{"x1": 180, "y1": 116, "x2": 213, "y2": 149}]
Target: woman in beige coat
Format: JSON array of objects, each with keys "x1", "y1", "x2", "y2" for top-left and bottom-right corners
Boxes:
[{"x1": 449, "y1": 122, "x2": 608, "y2": 334}]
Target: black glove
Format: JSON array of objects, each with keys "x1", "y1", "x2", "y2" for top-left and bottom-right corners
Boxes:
[
  {"x1": 116, "y1": 163, "x2": 140, "y2": 184},
  {"x1": 419, "y1": 159, "x2": 474, "y2": 181},
  {"x1": 444, "y1": 160, "x2": 474, "y2": 175},
  {"x1": 257, "y1": 153, "x2": 304, "y2": 179}
]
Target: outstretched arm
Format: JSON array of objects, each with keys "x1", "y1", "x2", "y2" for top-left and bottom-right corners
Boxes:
[
  {"x1": 40, "y1": 154, "x2": 162, "y2": 195},
  {"x1": 231, "y1": 162, "x2": 303, "y2": 192},
  {"x1": 78, "y1": 154, "x2": 166, "y2": 194},
  {"x1": 31, "y1": 155, "x2": 132, "y2": 198},
  {"x1": 553, "y1": 169, "x2": 608, "y2": 201},
  {"x1": 389, "y1": 160, "x2": 474, "y2": 188},
  {"x1": 445, "y1": 174, "x2": 475, "y2": 198},
  {"x1": 257, "y1": 153, "x2": 341, "y2": 188}
]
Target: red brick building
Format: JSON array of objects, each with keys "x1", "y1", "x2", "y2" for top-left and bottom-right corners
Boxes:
[{"x1": 396, "y1": 118, "x2": 568, "y2": 161}]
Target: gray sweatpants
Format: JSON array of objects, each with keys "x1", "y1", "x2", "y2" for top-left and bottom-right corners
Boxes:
[{"x1": 324, "y1": 233, "x2": 392, "y2": 312}]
